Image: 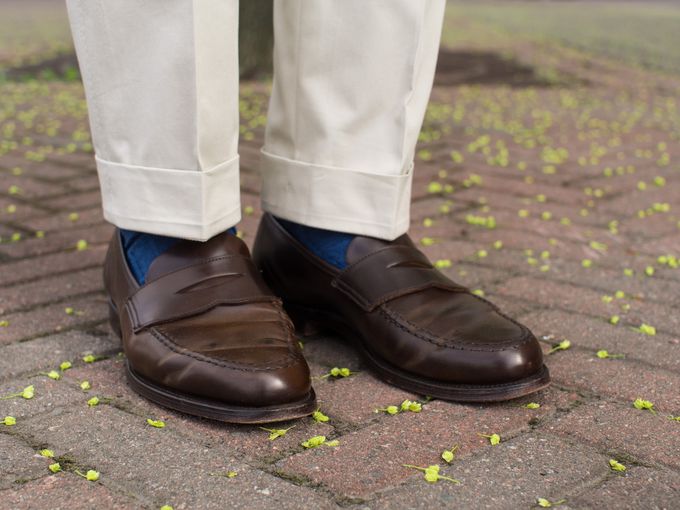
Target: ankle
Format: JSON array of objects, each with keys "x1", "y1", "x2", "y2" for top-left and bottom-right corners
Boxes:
[
  {"x1": 276, "y1": 218, "x2": 354, "y2": 269},
  {"x1": 120, "y1": 226, "x2": 237, "y2": 284}
]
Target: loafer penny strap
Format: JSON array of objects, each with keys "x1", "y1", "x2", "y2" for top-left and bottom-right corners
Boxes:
[
  {"x1": 125, "y1": 255, "x2": 278, "y2": 333},
  {"x1": 331, "y1": 245, "x2": 468, "y2": 311}
]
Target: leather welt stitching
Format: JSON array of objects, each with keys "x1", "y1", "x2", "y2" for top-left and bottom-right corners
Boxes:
[{"x1": 142, "y1": 254, "x2": 244, "y2": 285}]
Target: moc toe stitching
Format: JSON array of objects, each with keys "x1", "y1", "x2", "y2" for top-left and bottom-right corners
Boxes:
[
  {"x1": 380, "y1": 305, "x2": 535, "y2": 352},
  {"x1": 150, "y1": 326, "x2": 303, "y2": 372}
]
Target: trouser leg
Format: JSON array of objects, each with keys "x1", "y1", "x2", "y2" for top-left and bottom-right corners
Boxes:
[
  {"x1": 66, "y1": 0, "x2": 241, "y2": 240},
  {"x1": 261, "y1": 0, "x2": 446, "y2": 240}
]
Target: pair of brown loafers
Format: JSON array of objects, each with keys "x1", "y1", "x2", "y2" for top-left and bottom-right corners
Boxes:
[{"x1": 105, "y1": 213, "x2": 550, "y2": 423}]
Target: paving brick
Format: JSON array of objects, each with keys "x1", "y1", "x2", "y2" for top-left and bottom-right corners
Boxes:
[
  {"x1": 548, "y1": 401, "x2": 680, "y2": 470},
  {"x1": 636, "y1": 231, "x2": 680, "y2": 257},
  {"x1": 17, "y1": 206, "x2": 105, "y2": 233},
  {"x1": 20, "y1": 406, "x2": 336, "y2": 509},
  {"x1": 300, "y1": 335, "x2": 363, "y2": 373},
  {"x1": 466, "y1": 228, "x2": 601, "y2": 262},
  {"x1": 313, "y1": 371, "x2": 420, "y2": 427},
  {"x1": 409, "y1": 195, "x2": 469, "y2": 222},
  {"x1": 0, "y1": 330, "x2": 118, "y2": 382},
  {"x1": 521, "y1": 309, "x2": 680, "y2": 372},
  {"x1": 0, "y1": 223, "x2": 112, "y2": 259},
  {"x1": 0, "y1": 294, "x2": 108, "y2": 344},
  {"x1": 497, "y1": 276, "x2": 680, "y2": 337},
  {"x1": 0, "y1": 434, "x2": 47, "y2": 489},
  {"x1": 41, "y1": 190, "x2": 103, "y2": 212},
  {"x1": 579, "y1": 169, "x2": 680, "y2": 199},
  {"x1": 0, "y1": 267, "x2": 103, "y2": 314},
  {"x1": 567, "y1": 466, "x2": 680, "y2": 510},
  {"x1": 418, "y1": 238, "x2": 481, "y2": 263},
  {"x1": 276, "y1": 391, "x2": 573, "y2": 500},
  {"x1": 546, "y1": 350, "x2": 680, "y2": 411},
  {"x1": 0, "y1": 153, "x2": 90, "y2": 181},
  {"x1": 370, "y1": 434, "x2": 609, "y2": 510},
  {"x1": 0, "y1": 375, "x2": 84, "y2": 423},
  {"x1": 0, "y1": 196, "x2": 50, "y2": 222},
  {"x1": 63, "y1": 173, "x2": 100, "y2": 192},
  {"x1": 0, "y1": 473, "x2": 137, "y2": 510},
  {"x1": 41, "y1": 152, "x2": 98, "y2": 173},
  {"x1": 619, "y1": 213, "x2": 679, "y2": 240},
  {"x1": 0, "y1": 175, "x2": 67, "y2": 200},
  {"x1": 600, "y1": 183, "x2": 680, "y2": 217},
  {"x1": 471, "y1": 246, "x2": 668, "y2": 294},
  {"x1": 0, "y1": 243, "x2": 106, "y2": 286},
  {"x1": 527, "y1": 258, "x2": 680, "y2": 308},
  {"x1": 455, "y1": 189, "x2": 606, "y2": 230}
]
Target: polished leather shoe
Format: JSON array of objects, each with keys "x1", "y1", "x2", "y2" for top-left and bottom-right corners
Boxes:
[
  {"x1": 104, "y1": 229, "x2": 316, "y2": 423},
  {"x1": 252, "y1": 214, "x2": 550, "y2": 402}
]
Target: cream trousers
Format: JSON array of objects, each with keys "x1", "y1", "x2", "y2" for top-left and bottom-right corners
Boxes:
[{"x1": 66, "y1": 0, "x2": 446, "y2": 241}]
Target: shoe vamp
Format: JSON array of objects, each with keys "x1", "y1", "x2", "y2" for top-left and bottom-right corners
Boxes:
[
  {"x1": 385, "y1": 288, "x2": 524, "y2": 346},
  {"x1": 157, "y1": 303, "x2": 295, "y2": 366}
]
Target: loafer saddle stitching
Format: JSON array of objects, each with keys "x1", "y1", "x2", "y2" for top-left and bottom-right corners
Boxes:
[
  {"x1": 331, "y1": 244, "x2": 469, "y2": 312},
  {"x1": 125, "y1": 254, "x2": 280, "y2": 333},
  {"x1": 143, "y1": 254, "x2": 240, "y2": 284}
]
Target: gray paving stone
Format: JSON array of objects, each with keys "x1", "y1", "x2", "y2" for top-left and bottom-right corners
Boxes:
[
  {"x1": 370, "y1": 434, "x2": 609, "y2": 510},
  {"x1": 19, "y1": 405, "x2": 338, "y2": 509},
  {"x1": 0, "y1": 473, "x2": 138, "y2": 510},
  {"x1": 567, "y1": 466, "x2": 680, "y2": 510},
  {"x1": 0, "y1": 433, "x2": 47, "y2": 489},
  {"x1": 0, "y1": 330, "x2": 118, "y2": 382}
]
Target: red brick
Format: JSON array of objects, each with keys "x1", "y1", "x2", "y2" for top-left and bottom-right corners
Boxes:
[
  {"x1": 0, "y1": 294, "x2": 108, "y2": 344},
  {"x1": 546, "y1": 349, "x2": 680, "y2": 410},
  {"x1": 371, "y1": 434, "x2": 608, "y2": 510},
  {"x1": 276, "y1": 389, "x2": 573, "y2": 499},
  {"x1": 521, "y1": 309, "x2": 680, "y2": 371},
  {"x1": 497, "y1": 276, "x2": 680, "y2": 337},
  {"x1": 548, "y1": 401, "x2": 680, "y2": 469},
  {"x1": 0, "y1": 267, "x2": 103, "y2": 314},
  {"x1": 568, "y1": 466, "x2": 680, "y2": 509},
  {"x1": 0, "y1": 243, "x2": 106, "y2": 286},
  {"x1": 0, "y1": 473, "x2": 136, "y2": 510},
  {"x1": 0, "y1": 224, "x2": 112, "y2": 259}
]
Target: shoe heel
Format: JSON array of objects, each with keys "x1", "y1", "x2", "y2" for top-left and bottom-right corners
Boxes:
[
  {"x1": 284, "y1": 302, "x2": 323, "y2": 337},
  {"x1": 108, "y1": 300, "x2": 122, "y2": 339}
]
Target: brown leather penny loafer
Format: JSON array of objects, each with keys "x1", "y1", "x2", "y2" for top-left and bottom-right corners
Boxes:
[
  {"x1": 104, "y1": 229, "x2": 317, "y2": 423},
  {"x1": 252, "y1": 214, "x2": 550, "y2": 402}
]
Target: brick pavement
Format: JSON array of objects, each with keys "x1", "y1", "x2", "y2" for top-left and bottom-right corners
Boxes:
[{"x1": 1, "y1": 10, "x2": 679, "y2": 510}]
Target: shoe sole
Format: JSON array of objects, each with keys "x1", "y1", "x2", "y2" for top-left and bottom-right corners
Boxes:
[
  {"x1": 109, "y1": 301, "x2": 318, "y2": 424},
  {"x1": 285, "y1": 302, "x2": 551, "y2": 402}
]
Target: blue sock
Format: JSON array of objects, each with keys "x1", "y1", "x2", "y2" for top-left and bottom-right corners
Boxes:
[
  {"x1": 277, "y1": 218, "x2": 354, "y2": 269},
  {"x1": 120, "y1": 227, "x2": 237, "y2": 284}
]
